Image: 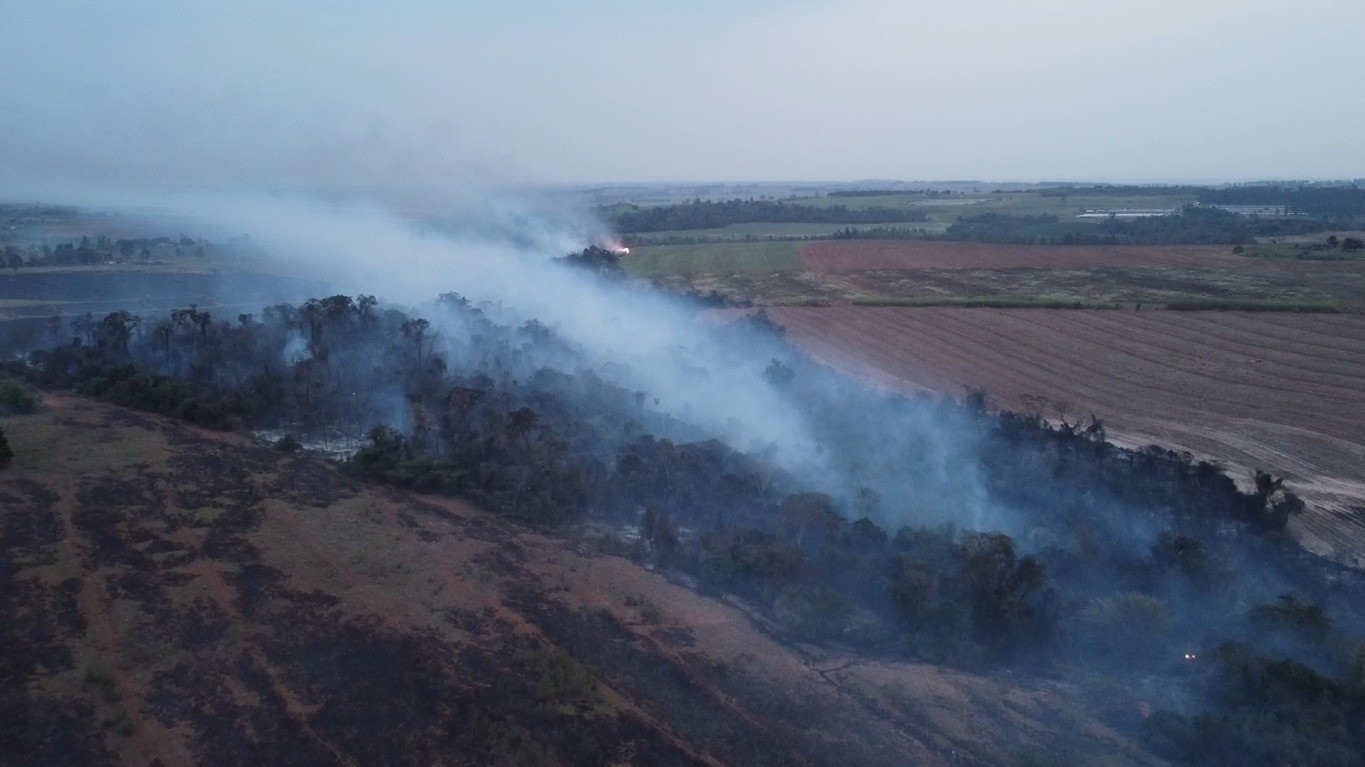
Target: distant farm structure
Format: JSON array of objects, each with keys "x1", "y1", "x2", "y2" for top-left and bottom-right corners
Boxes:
[
  {"x1": 1075, "y1": 208, "x2": 1174, "y2": 218},
  {"x1": 1075, "y1": 203, "x2": 1293, "y2": 219},
  {"x1": 1210, "y1": 204, "x2": 1291, "y2": 216}
]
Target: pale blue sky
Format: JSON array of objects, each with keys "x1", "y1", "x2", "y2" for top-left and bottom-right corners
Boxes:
[{"x1": 3, "y1": 0, "x2": 1363, "y2": 191}]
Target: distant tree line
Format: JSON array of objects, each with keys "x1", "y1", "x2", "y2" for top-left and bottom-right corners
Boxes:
[
  {"x1": 607, "y1": 199, "x2": 929, "y2": 233},
  {"x1": 608, "y1": 200, "x2": 1344, "y2": 248},
  {"x1": 1038, "y1": 184, "x2": 1208, "y2": 198},
  {"x1": 826, "y1": 189, "x2": 914, "y2": 198},
  {"x1": 1198, "y1": 184, "x2": 1365, "y2": 222},
  {"x1": 946, "y1": 206, "x2": 1323, "y2": 245},
  {"x1": 2, "y1": 234, "x2": 207, "y2": 269},
  {"x1": 822, "y1": 226, "x2": 934, "y2": 240}
]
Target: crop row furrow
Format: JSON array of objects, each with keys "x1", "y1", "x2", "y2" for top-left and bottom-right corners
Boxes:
[
  {"x1": 910, "y1": 309, "x2": 1326, "y2": 428},
  {"x1": 999, "y1": 311, "x2": 1365, "y2": 417},
  {"x1": 769, "y1": 307, "x2": 1364, "y2": 486},
  {"x1": 966, "y1": 309, "x2": 1365, "y2": 427},
  {"x1": 819, "y1": 309, "x2": 1212, "y2": 429},
  {"x1": 1101, "y1": 312, "x2": 1365, "y2": 378}
]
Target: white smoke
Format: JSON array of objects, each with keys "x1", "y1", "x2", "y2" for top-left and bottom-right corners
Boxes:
[
  {"x1": 2, "y1": 177, "x2": 1003, "y2": 527},
  {"x1": 148, "y1": 190, "x2": 829, "y2": 472}
]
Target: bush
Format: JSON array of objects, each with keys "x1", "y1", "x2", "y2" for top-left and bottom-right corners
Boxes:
[
  {"x1": 699, "y1": 530, "x2": 806, "y2": 601},
  {"x1": 1247, "y1": 594, "x2": 1331, "y2": 645},
  {"x1": 773, "y1": 585, "x2": 854, "y2": 641},
  {"x1": 0, "y1": 380, "x2": 37, "y2": 415},
  {"x1": 0, "y1": 425, "x2": 12, "y2": 469},
  {"x1": 1076, "y1": 592, "x2": 1173, "y2": 663},
  {"x1": 780, "y1": 584, "x2": 884, "y2": 644},
  {"x1": 530, "y1": 650, "x2": 600, "y2": 710},
  {"x1": 348, "y1": 425, "x2": 410, "y2": 479}
]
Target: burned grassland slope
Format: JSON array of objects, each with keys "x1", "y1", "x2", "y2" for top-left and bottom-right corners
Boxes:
[
  {"x1": 1, "y1": 395, "x2": 1155, "y2": 767},
  {"x1": 5, "y1": 266, "x2": 1365, "y2": 766}
]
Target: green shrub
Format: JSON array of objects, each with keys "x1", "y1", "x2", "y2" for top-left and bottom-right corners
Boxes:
[
  {"x1": 1077, "y1": 592, "x2": 1173, "y2": 663},
  {"x1": 773, "y1": 584, "x2": 886, "y2": 646},
  {"x1": 531, "y1": 650, "x2": 600, "y2": 710},
  {"x1": 0, "y1": 380, "x2": 37, "y2": 414}
]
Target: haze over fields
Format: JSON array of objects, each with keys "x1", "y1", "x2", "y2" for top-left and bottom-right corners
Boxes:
[{"x1": 3, "y1": 1, "x2": 1365, "y2": 192}]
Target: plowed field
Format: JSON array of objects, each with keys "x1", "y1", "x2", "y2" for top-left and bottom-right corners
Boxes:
[{"x1": 760, "y1": 307, "x2": 1365, "y2": 565}]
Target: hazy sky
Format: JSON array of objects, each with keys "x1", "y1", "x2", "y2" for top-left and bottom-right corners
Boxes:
[{"x1": 3, "y1": 0, "x2": 1364, "y2": 191}]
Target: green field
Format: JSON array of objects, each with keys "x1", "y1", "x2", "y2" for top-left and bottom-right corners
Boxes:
[
  {"x1": 792, "y1": 193, "x2": 928, "y2": 210},
  {"x1": 630, "y1": 221, "x2": 920, "y2": 241},
  {"x1": 618, "y1": 236, "x2": 1362, "y2": 312},
  {"x1": 625, "y1": 241, "x2": 803, "y2": 276},
  {"x1": 1241, "y1": 242, "x2": 1365, "y2": 260}
]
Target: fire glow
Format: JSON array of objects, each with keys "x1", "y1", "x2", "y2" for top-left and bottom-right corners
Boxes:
[{"x1": 599, "y1": 236, "x2": 630, "y2": 255}]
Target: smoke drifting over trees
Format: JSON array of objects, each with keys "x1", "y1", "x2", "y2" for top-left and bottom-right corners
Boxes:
[{"x1": 6, "y1": 191, "x2": 1364, "y2": 765}]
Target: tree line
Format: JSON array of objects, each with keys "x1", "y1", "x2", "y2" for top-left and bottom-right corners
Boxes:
[
  {"x1": 945, "y1": 206, "x2": 1323, "y2": 245},
  {"x1": 1199, "y1": 184, "x2": 1365, "y2": 222},
  {"x1": 1038, "y1": 184, "x2": 1208, "y2": 198},
  {"x1": 3, "y1": 234, "x2": 207, "y2": 269}
]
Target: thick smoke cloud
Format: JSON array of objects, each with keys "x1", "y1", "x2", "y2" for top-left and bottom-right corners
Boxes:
[
  {"x1": 126, "y1": 190, "x2": 998, "y2": 522},
  {"x1": 3, "y1": 175, "x2": 999, "y2": 532}
]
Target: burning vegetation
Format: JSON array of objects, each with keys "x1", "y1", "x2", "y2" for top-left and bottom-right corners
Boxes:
[{"x1": 3, "y1": 244, "x2": 1365, "y2": 766}]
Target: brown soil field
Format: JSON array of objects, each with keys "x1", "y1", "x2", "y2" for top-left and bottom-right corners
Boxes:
[
  {"x1": 799, "y1": 241, "x2": 1241, "y2": 271},
  {"x1": 757, "y1": 307, "x2": 1365, "y2": 566},
  {"x1": 0, "y1": 394, "x2": 1159, "y2": 767}
]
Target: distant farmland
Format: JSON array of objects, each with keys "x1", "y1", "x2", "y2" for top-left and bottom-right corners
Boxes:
[
  {"x1": 625, "y1": 240, "x2": 801, "y2": 276},
  {"x1": 631, "y1": 238, "x2": 1365, "y2": 311},
  {"x1": 651, "y1": 224, "x2": 1365, "y2": 566},
  {"x1": 798, "y1": 240, "x2": 1240, "y2": 271}
]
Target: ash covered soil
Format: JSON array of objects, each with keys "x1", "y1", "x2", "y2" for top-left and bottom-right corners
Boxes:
[{"x1": 0, "y1": 395, "x2": 1160, "y2": 767}]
